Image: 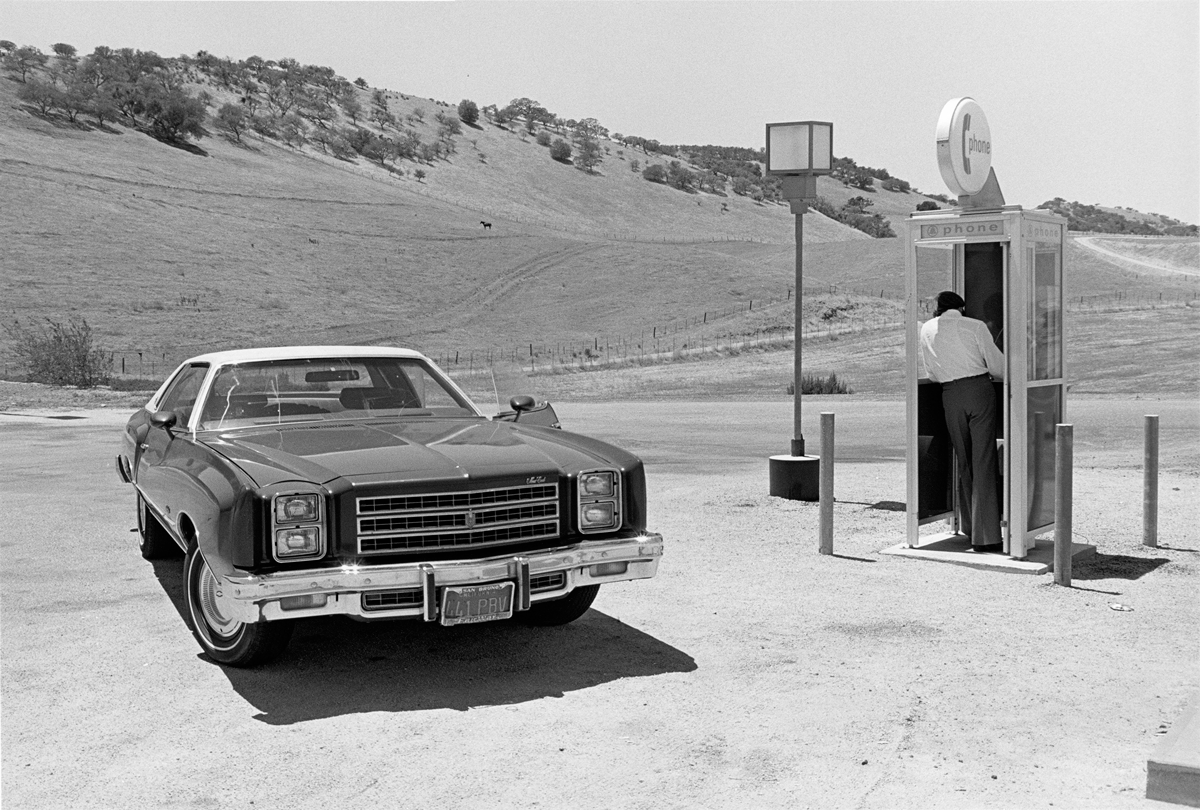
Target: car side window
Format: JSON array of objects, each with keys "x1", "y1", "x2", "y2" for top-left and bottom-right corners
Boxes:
[{"x1": 157, "y1": 364, "x2": 209, "y2": 424}]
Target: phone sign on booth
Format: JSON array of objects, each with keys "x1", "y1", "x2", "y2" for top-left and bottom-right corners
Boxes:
[{"x1": 936, "y1": 97, "x2": 993, "y2": 197}]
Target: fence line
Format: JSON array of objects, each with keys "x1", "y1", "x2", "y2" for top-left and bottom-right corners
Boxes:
[{"x1": 28, "y1": 285, "x2": 1183, "y2": 385}]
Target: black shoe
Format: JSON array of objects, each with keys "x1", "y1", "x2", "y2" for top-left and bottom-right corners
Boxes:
[{"x1": 969, "y1": 544, "x2": 1004, "y2": 554}]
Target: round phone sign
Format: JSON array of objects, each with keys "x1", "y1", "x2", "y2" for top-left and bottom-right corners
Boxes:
[{"x1": 936, "y1": 97, "x2": 992, "y2": 197}]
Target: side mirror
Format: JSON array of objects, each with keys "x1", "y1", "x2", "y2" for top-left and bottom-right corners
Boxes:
[
  {"x1": 502, "y1": 396, "x2": 559, "y2": 429},
  {"x1": 150, "y1": 410, "x2": 178, "y2": 435},
  {"x1": 509, "y1": 396, "x2": 536, "y2": 418}
]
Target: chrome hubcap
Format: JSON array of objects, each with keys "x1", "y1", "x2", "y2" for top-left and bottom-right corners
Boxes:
[{"x1": 197, "y1": 559, "x2": 241, "y2": 638}]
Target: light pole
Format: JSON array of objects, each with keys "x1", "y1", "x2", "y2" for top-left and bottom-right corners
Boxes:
[{"x1": 766, "y1": 120, "x2": 833, "y2": 501}]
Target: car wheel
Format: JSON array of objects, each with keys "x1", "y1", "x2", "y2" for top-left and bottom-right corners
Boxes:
[
  {"x1": 184, "y1": 543, "x2": 293, "y2": 667},
  {"x1": 519, "y1": 584, "x2": 600, "y2": 626},
  {"x1": 137, "y1": 495, "x2": 182, "y2": 560}
]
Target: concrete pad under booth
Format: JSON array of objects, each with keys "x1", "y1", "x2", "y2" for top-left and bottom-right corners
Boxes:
[
  {"x1": 879, "y1": 532, "x2": 1096, "y2": 574},
  {"x1": 1147, "y1": 692, "x2": 1200, "y2": 807}
]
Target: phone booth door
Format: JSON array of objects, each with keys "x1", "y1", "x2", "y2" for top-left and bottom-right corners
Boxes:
[{"x1": 1008, "y1": 218, "x2": 1066, "y2": 558}]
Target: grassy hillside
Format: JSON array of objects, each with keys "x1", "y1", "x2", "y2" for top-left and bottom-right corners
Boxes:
[{"x1": 2, "y1": 58, "x2": 1196, "y2": 392}]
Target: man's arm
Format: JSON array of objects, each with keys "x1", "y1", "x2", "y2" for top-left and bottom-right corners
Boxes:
[{"x1": 976, "y1": 322, "x2": 1006, "y2": 380}]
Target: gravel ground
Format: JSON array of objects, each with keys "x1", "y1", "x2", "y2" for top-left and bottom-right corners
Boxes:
[{"x1": 1, "y1": 397, "x2": 1196, "y2": 809}]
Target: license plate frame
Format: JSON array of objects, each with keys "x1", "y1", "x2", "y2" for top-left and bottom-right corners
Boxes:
[{"x1": 440, "y1": 582, "x2": 515, "y2": 627}]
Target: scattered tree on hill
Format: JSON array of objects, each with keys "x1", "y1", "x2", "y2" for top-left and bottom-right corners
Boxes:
[
  {"x1": 16, "y1": 78, "x2": 60, "y2": 115},
  {"x1": 536, "y1": 130, "x2": 552, "y2": 147},
  {"x1": 214, "y1": 102, "x2": 249, "y2": 142},
  {"x1": 810, "y1": 196, "x2": 895, "y2": 238},
  {"x1": 503, "y1": 97, "x2": 552, "y2": 132},
  {"x1": 667, "y1": 160, "x2": 695, "y2": 190},
  {"x1": 52, "y1": 43, "x2": 78, "y2": 60},
  {"x1": 549, "y1": 138, "x2": 572, "y2": 163},
  {"x1": 369, "y1": 105, "x2": 396, "y2": 130},
  {"x1": 0, "y1": 41, "x2": 16, "y2": 57},
  {"x1": 435, "y1": 110, "x2": 461, "y2": 135},
  {"x1": 642, "y1": 164, "x2": 667, "y2": 183},
  {"x1": 58, "y1": 79, "x2": 96, "y2": 123},
  {"x1": 916, "y1": 200, "x2": 941, "y2": 211},
  {"x1": 353, "y1": 77, "x2": 368, "y2": 89},
  {"x1": 144, "y1": 87, "x2": 207, "y2": 142},
  {"x1": 832, "y1": 157, "x2": 875, "y2": 190},
  {"x1": 573, "y1": 117, "x2": 608, "y2": 141},
  {"x1": 340, "y1": 93, "x2": 362, "y2": 124},
  {"x1": 457, "y1": 99, "x2": 479, "y2": 126},
  {"x1": 4, "y1": 45, "x2": 49, "y2": 82},
  {"x1": 277, "y1": 112, "x2": 307, "y2": 148}
]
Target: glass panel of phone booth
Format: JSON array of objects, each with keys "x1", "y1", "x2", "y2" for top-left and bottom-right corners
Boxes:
[
  {"x1": 1029, "y1": 245, "x2": 1063, "y2": 381},
  {"x1": 1024, "y1": 238, "x2": 1063, "y2": 536}
]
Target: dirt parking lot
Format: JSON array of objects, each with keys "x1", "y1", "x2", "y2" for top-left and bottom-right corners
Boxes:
[{"x1": 1, "y1": 398, "x2": 1196, "y2": 809}]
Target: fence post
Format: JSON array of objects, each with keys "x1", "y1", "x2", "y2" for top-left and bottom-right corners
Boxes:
[
  {"x1": 819, "y1": 412, "x2": 834, "y2": 555},
  {"x1": 1144, "y1": 415, "x2": 1159, "y2": 547},
  {"x1": 1054, "y1": 423, "x2": 1074, "y2": 586}
]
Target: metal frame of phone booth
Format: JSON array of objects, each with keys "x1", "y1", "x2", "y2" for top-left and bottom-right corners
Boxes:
[{"x1": 904, "y1": 206, "x2": 1068, "y2": 559}]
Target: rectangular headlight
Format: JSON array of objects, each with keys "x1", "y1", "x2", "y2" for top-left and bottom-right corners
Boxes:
[
  {"x1": 581, "y1": 502, "x2": 616, "y2": 530},
  {"x1": 275, "y1": 494, "x2": 320, "y2": 523},
  {"x1": 275, "y1": 526, "x2": 322, "y2": 559},
  {"x1": 579, "y1": 471, "x2": 615, "y2": 497}
]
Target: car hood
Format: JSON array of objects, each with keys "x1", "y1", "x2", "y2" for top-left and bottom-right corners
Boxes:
[{"x1": 201, "y1": 417, "x2": 636, "y2": 488}]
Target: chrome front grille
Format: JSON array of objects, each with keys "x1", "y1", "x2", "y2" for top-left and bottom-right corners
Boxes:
[
  {"x1": 529, "y1": 571, "x2": 566, "y2": 592},
  {"x1": 357, "y1": 483, "x2": 560, "y2": 554},
  {"x1": 362, "y1": 589, "x2": 422, "y2": 611}
]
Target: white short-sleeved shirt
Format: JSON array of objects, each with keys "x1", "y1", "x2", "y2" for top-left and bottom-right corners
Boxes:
[{"x1": 918, "y1": 310, "x2": 1006, "y2": 383}]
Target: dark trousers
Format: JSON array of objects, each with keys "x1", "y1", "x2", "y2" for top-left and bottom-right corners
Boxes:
[{"x1": 942, "y1": 376, "x2": 1001, "y2": 547}]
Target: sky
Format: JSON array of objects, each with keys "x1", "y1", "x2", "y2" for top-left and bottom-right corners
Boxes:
[{"x1": 5, "y1": 1, "x2": 1199, "y2": 224}]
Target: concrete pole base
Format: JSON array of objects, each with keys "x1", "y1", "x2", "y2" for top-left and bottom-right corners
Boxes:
[{"x1": 769, "y1": 455, "x2": 820, "y2": 501}]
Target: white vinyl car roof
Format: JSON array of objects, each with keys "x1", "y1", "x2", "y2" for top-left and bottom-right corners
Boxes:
[{"x1": 181, "y1": 346, "x2": 427, "y2": 366}]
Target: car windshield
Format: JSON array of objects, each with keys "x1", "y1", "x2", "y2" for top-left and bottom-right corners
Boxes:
[{"x1": 195, "y1": 357, "x2": 478, "y2": 430}]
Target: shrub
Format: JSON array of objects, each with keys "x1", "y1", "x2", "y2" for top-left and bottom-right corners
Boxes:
[
  {"x1": 457, "y1": 99, "x2": 478, "y2": 126},
  {"x1": 642, "y1": 164, "x2": 667, "y2": 183},
  {"x1": 786, "y1": 373, "x2": 852, "y2": 395},
  {"x1": 536, "y1": 130, "x2": 551, "y2": 146},
  {"x1": 916, "y1": 200, "x2": 940, "y2": 211},
  {"x1": 4, "y1": 316, "x2": 113, "y2": 387},
  {"x1": 549, "y1": 138, "x2": 572, "y2": 162}
]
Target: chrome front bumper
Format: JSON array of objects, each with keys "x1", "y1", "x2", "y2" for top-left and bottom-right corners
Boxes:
[{"x1": 217, "y1": 532, "x2": 663, "y2": 624}]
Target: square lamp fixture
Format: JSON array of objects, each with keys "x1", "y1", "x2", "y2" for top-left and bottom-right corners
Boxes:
[{"x1": 765, "y1": 121, "x2": 833, "y2": 176}]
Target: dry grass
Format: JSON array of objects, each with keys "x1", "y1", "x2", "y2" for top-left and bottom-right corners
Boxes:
[{"x1": 2, "y1": 73, "x2": 1196, "y2": 393}]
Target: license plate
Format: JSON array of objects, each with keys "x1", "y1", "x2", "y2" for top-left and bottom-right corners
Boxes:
[{"x1": 440, "y1": 582, "x2": 515, "y2": 627}]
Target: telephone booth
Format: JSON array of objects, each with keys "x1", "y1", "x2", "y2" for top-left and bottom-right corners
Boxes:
[{"x1": 904, "y1": 206, "x2": 1068, "y2": 559}]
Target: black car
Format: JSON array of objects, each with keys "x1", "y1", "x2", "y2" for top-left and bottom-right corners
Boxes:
[{"x1": 117, "y1": 346, "x2": 663, "y2": 666}]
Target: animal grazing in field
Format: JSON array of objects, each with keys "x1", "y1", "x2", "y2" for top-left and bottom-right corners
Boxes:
[
  {"x1": 308, "y1": 237, "x2": 319, "y2": 244},
  {"x1": 481, "y1": 221, "x2": 492, "y2": 230}
]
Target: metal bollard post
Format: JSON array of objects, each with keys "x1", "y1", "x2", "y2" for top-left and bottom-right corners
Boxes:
[
  {"x1": 1144, "y1": 415, "x2": 1159, "y2": 548},
  {"x1": 819, "y1": 412, "x2": 834, "y2": 555},
  {"x1": 1054, "y1": 424, "x2": 1073, "y2": 586}
]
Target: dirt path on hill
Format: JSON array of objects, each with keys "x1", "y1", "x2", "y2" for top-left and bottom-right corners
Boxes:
[{"x1": 1075, "y1": 236, "x2": 1200, "y2": 277}]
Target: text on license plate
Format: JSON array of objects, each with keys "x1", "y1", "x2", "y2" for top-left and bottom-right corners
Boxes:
[{"x1": 440, "y1": 582, "x2": 515, "y2": 626}]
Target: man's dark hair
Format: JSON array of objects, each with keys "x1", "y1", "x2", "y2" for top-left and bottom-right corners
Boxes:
[{"x1": 934, "y1": 290, "x2": 966, "y2": 316}]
